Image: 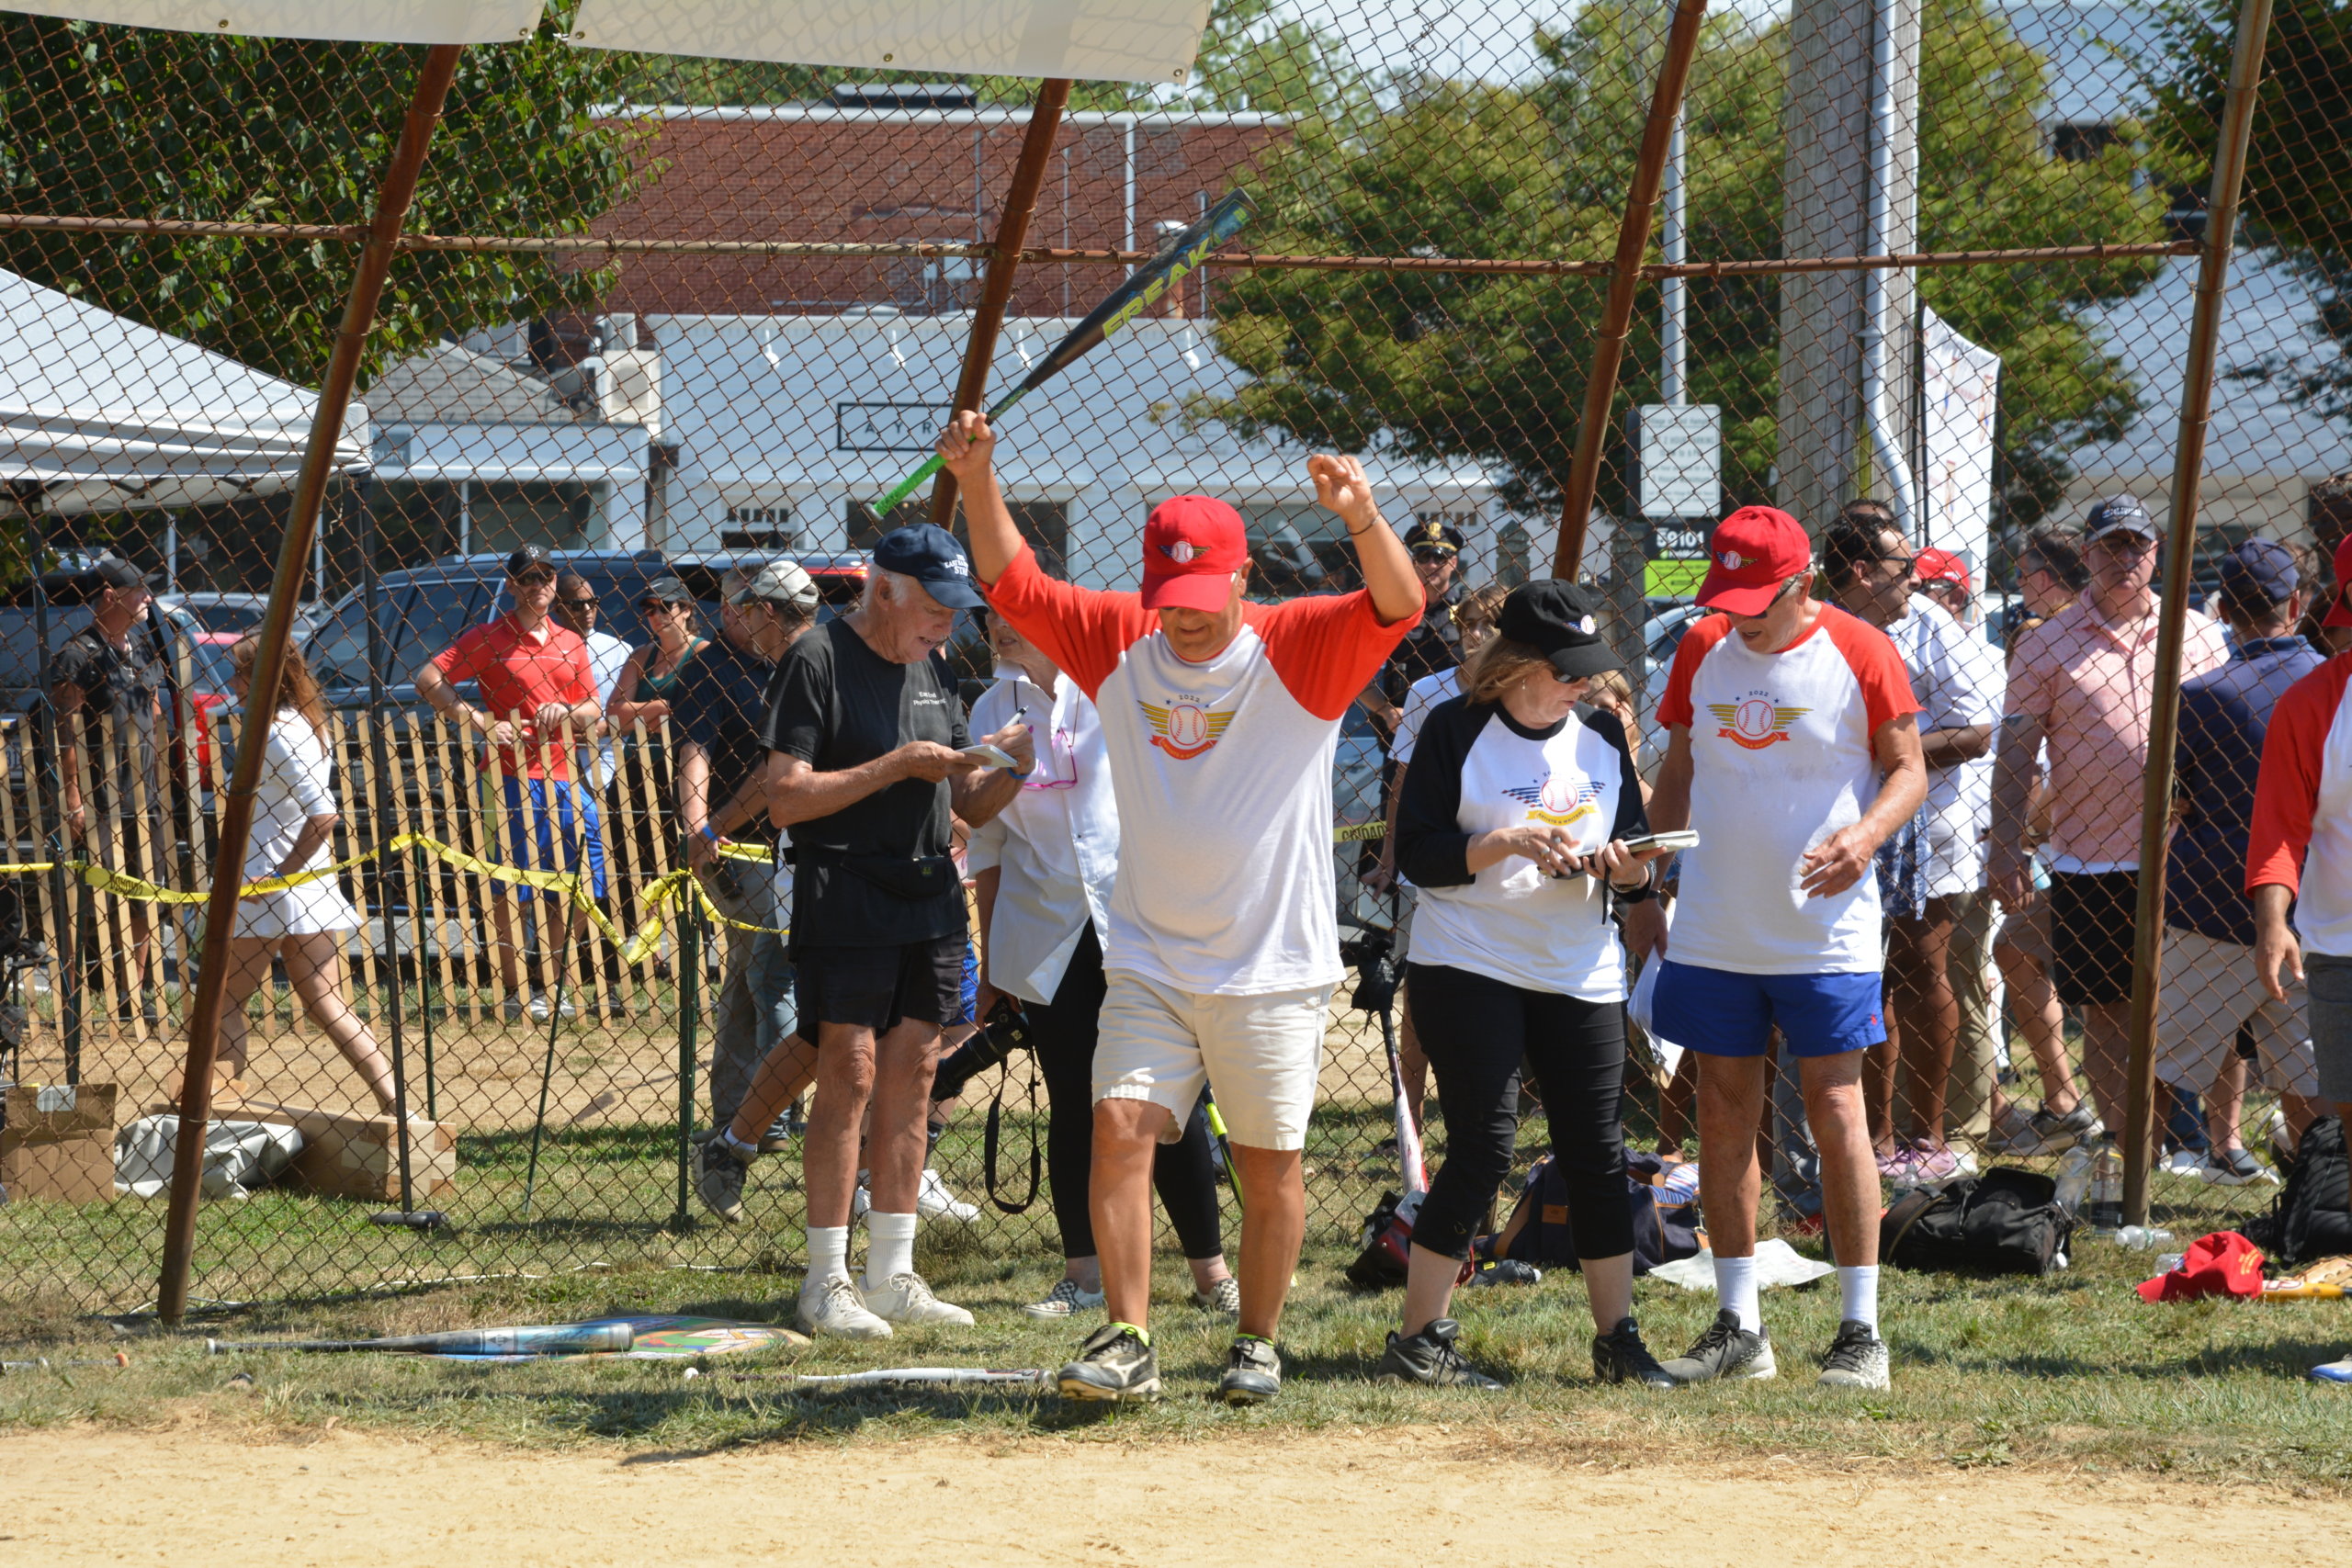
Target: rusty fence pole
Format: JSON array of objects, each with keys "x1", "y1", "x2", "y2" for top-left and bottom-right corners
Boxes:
[
  {"x1": 928, "y1": 78, "x2": 1074, "y2": 529},
  {"x1": 2121, "y1": 0, "x2": 2275, "y2": 1228},
  {"x1": 155, "y1": 43, "x2": 466, "y2": 1325},
  {"x1": 1549, "y1": 0, "x2": 1709, "y2": 579}
]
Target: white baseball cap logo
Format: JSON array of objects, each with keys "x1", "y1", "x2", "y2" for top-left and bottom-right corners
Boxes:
[
  {"x1": 1162, "y1": 540, "x2": 1199, "y2": 565},
  {"x1": 1718, "y1": 549, "x2": 1750, "y2": 570},
  {"x1": 1578, "y1": 615, "x2": 1597, "y2": 635}
]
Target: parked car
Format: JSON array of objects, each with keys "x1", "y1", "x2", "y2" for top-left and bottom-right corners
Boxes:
[{"x1": 156, "y1": 591, "x2": 325, "y2": 645}]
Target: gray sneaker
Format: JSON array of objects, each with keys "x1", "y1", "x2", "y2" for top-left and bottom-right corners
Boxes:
[
  {"x1": 1658, "y1": 1308, "x2": 1778, "y2": 1385},
  {"x1": 1816, "y1": 1319, "x2": 1892, "y2": 1390},
  {"x1": 1057, "y1": 1322, "x2": 1160, "y2": 1403},
  {"x1": 2030, "y1": 1102, "x2": 2101, "y2": 1151},
  {"x1": 1377, "y1": 1317, "x2": 1504, "y2": 1389},
  {"x1": 1217, "y1": 1335, "x2": 1283, "y2": 1406},
  {"x1": 1190, "y1": 1276, "x2": 1241, "y2": 1318},
  {"x1": 695, "y1": 1138, "x2": 749, "y2": 1224}
]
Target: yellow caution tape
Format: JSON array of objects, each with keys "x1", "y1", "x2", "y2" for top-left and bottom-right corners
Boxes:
[{"x1": 1334, "y1": 822, "x2": 1387, "y2": 843}]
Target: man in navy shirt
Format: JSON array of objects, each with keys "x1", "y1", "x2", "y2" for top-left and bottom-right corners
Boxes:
[{"x1": 2154, "y1": 539, "x2": 2327, "y2": 1180}]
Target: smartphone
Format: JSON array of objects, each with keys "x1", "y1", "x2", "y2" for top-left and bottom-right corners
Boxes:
[
  {"x1": 1619, "y1": 829, "x2": 1701, "y2": 854},
  {"x1": 957, "y1": 742, "x2": 1019, "y2": 770}
]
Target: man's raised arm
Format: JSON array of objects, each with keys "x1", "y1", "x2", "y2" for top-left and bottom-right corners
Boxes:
[
  {"x1": 938, "y1": 412, "x2": 1021, "y2": 581},
  {"x1": 1310, "y1": 454, "x2": 1421, "y2": 626}
]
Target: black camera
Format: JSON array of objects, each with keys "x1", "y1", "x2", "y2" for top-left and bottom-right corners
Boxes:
[
  {"x1": 930, "y1": 995, "x2": 1036, "y2": 1102},
  {"x1": 1338, "y1": 918, "x2": 1401, "y2": 1015}
]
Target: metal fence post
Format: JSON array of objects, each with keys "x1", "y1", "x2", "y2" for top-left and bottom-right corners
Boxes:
[
  {"x1": 2122, "y1": 0, "x2": 2276, "y2": 1228},
  {"x1": 156, "y1": 43, "x2": 465, "y2": 1325}
]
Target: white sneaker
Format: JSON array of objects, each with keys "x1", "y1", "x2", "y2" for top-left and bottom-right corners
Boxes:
[
  {"x1": 863, "y1": 1270, "x2": 975, "y2": 1326},
  {"x1": 917, "y1": 1168, "x2": 979, "y2": 1222},
  {"x1": 1024, "y1": 1277, "x2": 1106, "y2": 1320},
  {"x1": 797, "y1": 1274, "x2": 892, "y2": 1339},
  {"x1": 527, "y1": 992, "x2": 551, "y2": 1022}
]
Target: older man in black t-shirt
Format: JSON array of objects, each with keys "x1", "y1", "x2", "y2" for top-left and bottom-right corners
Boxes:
[{"x1": 762, "y1": 525, "x2": 1030, "y2": 1338}]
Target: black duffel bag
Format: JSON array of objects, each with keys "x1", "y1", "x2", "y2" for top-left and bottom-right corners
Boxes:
[
  {"x1": 2245, "y1": 1114, "x2": 2352, "y2": 1268},
  {"x1": 1880, "y1": 1167, "x2": 2073, "y2": 1276}
]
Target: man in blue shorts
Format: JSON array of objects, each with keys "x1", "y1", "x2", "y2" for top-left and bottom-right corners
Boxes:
[{"x1": 1630, "y1": 506, "x2": 1927, "y2": 1391}]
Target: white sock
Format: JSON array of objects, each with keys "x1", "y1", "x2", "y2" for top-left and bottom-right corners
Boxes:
[
  {"x1": 865, "y1": 1210, "x2": 918, "y2": 1290},
  {"x1": 718, "y1": 1128, "x2": 759, "y2": 1162},
  {"x1": 1713, "y1": 1252, "x2": 1761, "y2": 1333},
  {"x1": 1838, "y1": 1265, "x2": 1881, "y2": 1333},
  {"x1": 804, "y1": 1224, "x2": 850, "y2": 1291}
]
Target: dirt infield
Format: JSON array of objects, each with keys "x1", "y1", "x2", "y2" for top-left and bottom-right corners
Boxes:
[{"x1": 6, "y1": 1422, "x2": 2343, "y2": 1566}]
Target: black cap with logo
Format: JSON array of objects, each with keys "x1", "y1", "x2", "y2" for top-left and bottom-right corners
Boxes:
[
  {"x1": 504, "y1": 544, "x2": 554, "y2": 580},
  {"x1": 1497, "y1": 579, "x2": 1622, "y2": 681}
]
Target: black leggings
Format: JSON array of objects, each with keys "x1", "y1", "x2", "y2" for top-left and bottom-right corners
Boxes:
[
  {"x1": 1407, "y1": 961, "x2": 1634, "y2": 1262},
  {"x1": 1033, "y1": 923, "x2": 1225, "y2": 1261}
]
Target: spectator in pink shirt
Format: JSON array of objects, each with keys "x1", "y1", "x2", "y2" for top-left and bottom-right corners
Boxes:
[{"x1": 1989, "y1": 496, "x2": 2229, "y2": 1138}]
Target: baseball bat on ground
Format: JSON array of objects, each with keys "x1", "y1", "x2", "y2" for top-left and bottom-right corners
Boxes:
[
  {"x1": 867, "y1": 188, "x2": 1258, "y2": 518},
  {"x1": 206, "y1": 1323, "x2": 634, "y2": 1356}
]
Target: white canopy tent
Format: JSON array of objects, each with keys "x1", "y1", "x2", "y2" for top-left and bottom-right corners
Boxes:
[{"x1": 0, "y1": 269, "x2": 369, "y2": 517}]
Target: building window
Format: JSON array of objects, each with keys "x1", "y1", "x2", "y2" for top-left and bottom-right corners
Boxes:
[{"x1": 721, "y1": 504, "x2": 793, "y2": 550}]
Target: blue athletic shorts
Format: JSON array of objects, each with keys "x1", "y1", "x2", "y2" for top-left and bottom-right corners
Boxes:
[
  {"x1": 951, "y1": 935, "x2": 979, "y2": 1028},
  {"x1": 482, "y1": 775, "x2": 609, "y2": 902},
  {"x1": 1650, "y1": 960, "x2": 1885, "y2": 1058}
]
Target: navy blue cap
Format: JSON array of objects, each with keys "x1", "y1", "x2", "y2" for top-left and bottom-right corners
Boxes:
[
  {"x1": 1408, "y1": 516, "x2": 1467, "y2": 555},
  {"x1": 871, "y1": 524, "x2": 986, "y2": 609},
  {"x1": 2085, "y1": 494, "x2": 2156, "y2": 541},
  {"x1": 2219, "y1": 537, "x2": 2301, "y2": 604}
]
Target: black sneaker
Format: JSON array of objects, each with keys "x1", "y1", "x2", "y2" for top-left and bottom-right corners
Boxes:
[
  {"x1": 1057, "y1": 1323, "x2": 1161, "y2": 1403},
  {"x1": 1217, "y1": 1335, "x2": 1283, "y2": 1405},
  {"x1": 1377, "y1": 1317, "x2": 1504, "y2": 1389},
  {"x1": 1591, "y1": 1316, "x2": 1677, "y2": 1388},
  {"x1": 1657, "y1": 1308, "x2": 1778, "y2": 1385},
  {"x1": 695, "y1": 1138, "x2": 749, "y2": 1224},
  {"x1": 1815, "y1": 1319, "x2": 1891, "y2": 1389}
]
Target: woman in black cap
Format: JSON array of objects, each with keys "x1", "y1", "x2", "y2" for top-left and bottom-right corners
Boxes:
[{"x1": 1377, "y1": 580, "x2": 1675, "y2": 1390}]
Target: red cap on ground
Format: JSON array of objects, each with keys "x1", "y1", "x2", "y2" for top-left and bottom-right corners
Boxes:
[
  {"x1": 1914, "y1": 547, "x2": 1971, "y2": 596},
  {"x1": 1140, "y1": 495, "x2": 1250, "y2": 612},
  {"x1": 1695, "y1": 506, "x2": 1814, "y2": 615},
  {"x1": 2135, "y1": 1229, "x2": 2266, "y2": 1303},
  {"x1": 2326, "y1": 536, "x2": 2352, "y2": 628}
]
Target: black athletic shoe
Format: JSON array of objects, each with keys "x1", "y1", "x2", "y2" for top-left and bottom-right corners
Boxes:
[
  {"x1": 1658, "y1": 1308, "x2": 1778, "y2": 1385},
  {"x1": 1378, "y1": 1317, "x2": 1505, "y2": 1389},
  {"x1": 1057, "y1": 1323, "x2": 1161, "y2": 1404},
  {"x1": 1590, "y1": 1316, "x2": 1677, "y2": 1388},
  {"x1": 1217, "y1": 1335, "x2": 1283, "y2": 1405}
]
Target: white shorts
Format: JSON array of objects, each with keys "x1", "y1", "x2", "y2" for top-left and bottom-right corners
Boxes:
[
  {"x1": 1094, "y1": 972, "x2": 1333, "y2": 1152},
  {"x1": 2154, "y1": 927, "x2": 2319, "y2": 1099}
]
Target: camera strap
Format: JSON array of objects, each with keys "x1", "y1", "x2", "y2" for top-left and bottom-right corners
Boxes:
[{"x1": 983, "y1": 1055, "x2": 1042, "y2": 1214}]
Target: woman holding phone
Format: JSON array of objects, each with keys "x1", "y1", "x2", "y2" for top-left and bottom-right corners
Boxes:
[
  {"x1": 205, "y1": 637, "x2": 398, "y2": 1112},
  {"x1": 1381, "y1": 580, "x2": 1673, "y2": 1389}
]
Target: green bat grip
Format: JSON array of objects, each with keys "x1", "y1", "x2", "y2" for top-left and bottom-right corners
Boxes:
[{"x1": 867, "y1": 386, "x2": 1032, "y2": 520}]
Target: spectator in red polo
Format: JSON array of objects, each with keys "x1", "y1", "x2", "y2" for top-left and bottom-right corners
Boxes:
[{"x1": 415, "y1": 544, "x2": 607, "y2": 1021}]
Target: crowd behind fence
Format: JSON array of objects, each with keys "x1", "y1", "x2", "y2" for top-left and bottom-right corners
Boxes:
[{"x1": 0, "y1": 0, "x2": 2338, "y2": 1314}]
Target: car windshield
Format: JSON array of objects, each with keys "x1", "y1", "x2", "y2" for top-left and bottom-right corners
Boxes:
[{"x1": 185, "y1": 599, "x2": 266, "y2": 635}]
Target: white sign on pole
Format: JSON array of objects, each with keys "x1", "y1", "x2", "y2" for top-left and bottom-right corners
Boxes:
[
  {"x1": 1633, "y1": 403, "x2": 1721, "y2": 521},
  {"x1": 1920, "y1": 306, "x2": 2002, "y2": 576},
  {"x1": 567, "y1": 0, "x2": 1216, "y2": 85}
]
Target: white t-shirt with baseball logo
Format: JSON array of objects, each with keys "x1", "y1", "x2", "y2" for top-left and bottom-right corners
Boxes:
[
  {"x1": 988, "y1": 546, "x2": 1412, "y2": 995},
  {"x1": 1656, "y1": 604, "x2": 1921, "y2": 975}
]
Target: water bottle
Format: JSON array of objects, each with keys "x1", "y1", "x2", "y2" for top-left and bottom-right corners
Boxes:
[
  {"x1": 2117, "y1": 1225, "x2": 2175, "y2": 1250},
  {"x1": 2088, "y1": 1144, "x2": 2123, "y2": 1232},
  {"x1": 2052, "y1": 1145, "x2": 2093, "y2": 1216}
]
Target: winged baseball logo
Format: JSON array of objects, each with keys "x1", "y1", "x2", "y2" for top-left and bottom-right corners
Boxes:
[
  {"x1": 1139, "y1": 698, "x2": 1235, "y2": 761},
  {"x1": 1159, "y1": 539, "x2": 1199, "y2": 564},
  {"x1": 1501, "y1": 773, "x2": 1602, "y2": 827},
  {"x1": 1706, "y1": 697, "x2": 1809, "y2": 750}
]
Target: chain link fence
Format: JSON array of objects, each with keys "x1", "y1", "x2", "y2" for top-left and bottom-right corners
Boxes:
[{"x1": 0, "y1": 0, "x2": 2336, "y2": 1314}]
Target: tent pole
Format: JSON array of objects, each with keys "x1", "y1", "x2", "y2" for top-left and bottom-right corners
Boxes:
[
  {"x1": 1551, "y1": 0, "x2": 1708, "y2": 579},
  {"x1": 928, "y1": 78, "x2": 1072, "y2": 528},
  {"x1": 156, "y1": 43, "x2": 465, "y2": 1325},
  {"x1": 2122, "y1": 0, "x2": 2274, "y2": 1229}
]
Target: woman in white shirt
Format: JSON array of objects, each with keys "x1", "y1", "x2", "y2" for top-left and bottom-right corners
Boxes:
[
  {"x1": 208, "y1": 638, "x2": 397, "y2": 1112},
  {"x1": 1383, "y1": 581, "x2": 1672, "y2": 1390},
  {"x1": 967, "y1": 610, "x2": 1236, "y2": 1320}
]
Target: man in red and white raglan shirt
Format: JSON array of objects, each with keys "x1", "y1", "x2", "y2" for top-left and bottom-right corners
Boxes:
[
  {"x1": 2247, "y1": 532, "x2": 2352, "y2": 1384},
  {"x1": 1635, "y1": 505, "x2": 1926, "y2": 1393},
  {"x1": 938, "y1": 412, "x2": 1421, "y2": 1407}
]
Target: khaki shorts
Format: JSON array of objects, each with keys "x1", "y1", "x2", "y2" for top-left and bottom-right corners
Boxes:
[
  {"x1": 2153, "y1": 927, "x2": 2318, "y2": 1099},
  {"x1": 1094, "y1": 972, "x2": 1333, "y2": 1152},
  {"x1": 1996, "y1": 903, "x2": 2052, "y2": 969}
]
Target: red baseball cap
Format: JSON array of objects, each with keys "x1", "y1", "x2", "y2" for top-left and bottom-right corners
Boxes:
[
  {"x1": 1695, "y1": 506, "x2": 1814, "y2": 615},
  {"x1": 1140, "y1": 495, "x2": 1250, "y2": 612},
  {"x1": 2135, "y1": 1229, "x2": 2266, "y2": 1303},
  {"x1": 1913, "y1": 547, "x2": 1971, "y2": 596},
  {"x1": 2325, "y1": 536, "x2": 2352, "y2": 628}
]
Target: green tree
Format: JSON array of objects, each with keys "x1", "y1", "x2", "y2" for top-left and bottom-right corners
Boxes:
[
  {"x1": 2152, "y1": 0, "x2": 2352, "y2": 422},
  {"x1": 1205, "y1": 0, "x2": 2165, "y2": 527},
  {"x1": 0, "y1": 16, "x2": 649, "y2": 386}
]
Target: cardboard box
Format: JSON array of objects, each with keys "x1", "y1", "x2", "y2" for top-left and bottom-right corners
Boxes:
[
  {"x1": 5, "y1": 1082, "x2": 119, "y2": 1141},
  {"x1": 0, "y1": 1133, "x2": 115, "y2": 1203},
  {"x1": 238, "y1": 1101, "x2": 457, "y2": 1201}
]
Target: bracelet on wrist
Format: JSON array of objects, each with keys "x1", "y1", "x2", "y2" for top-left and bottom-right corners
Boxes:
[{"x1": 697, "y1": 823, "x2": 721, "y2": 843}]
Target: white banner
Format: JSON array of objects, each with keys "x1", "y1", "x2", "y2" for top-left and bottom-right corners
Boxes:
[
  {"x1": 565, "y1": 0, "x2": 1214, "y2": 85},
  {"x1": 1919, "y1": 305, "x2": 2002, "y2": 576},
  {"x1": 4, "y1": 0, "x2": 543, "y2": 43}
]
